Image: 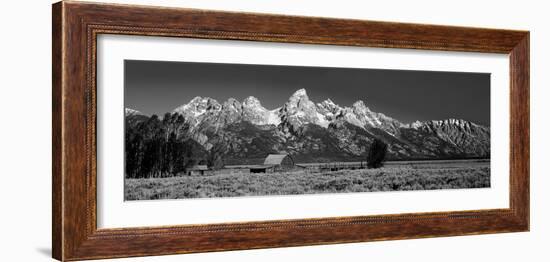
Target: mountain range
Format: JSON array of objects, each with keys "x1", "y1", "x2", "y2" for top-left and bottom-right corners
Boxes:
[{"x1": 125, "y1": 89, "x2": 490, "y2": 164}]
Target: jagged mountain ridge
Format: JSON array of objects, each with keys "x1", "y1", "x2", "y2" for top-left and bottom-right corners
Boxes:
[
  {"x1": 126, "y1": 89, "x2": 490, "y2": 163},
  {"x1": 125, "y1": 108, "x2": 149, "y2": 126}
]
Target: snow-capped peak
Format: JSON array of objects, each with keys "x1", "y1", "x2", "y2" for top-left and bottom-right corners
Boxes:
[
  {"x1": 279, "y1": 88, "x2": 329, "y2": 128},
  {"x1": 352, "y1": 100, "x2": 370, "y2": 113},
  {"x1": 173, "y1": 97, "x2": 199, "y2": 113},
  {"x1": 438, "y1": 118, "x2": 471, "y2": 127},
  {"x1": 125, "y1": 108, "x2": 144, "y2": 116},
  {"x1": 317, "y1": 99, "x2": 343, "y2": 123},
  {"x1": 333, "y1": 100, "x2": 403, "y2": 135},
  {"x1": 408, "y1": 120, "x2": 424, "y2": 129},
  {"x1": 429, "y1": 119, "x2": 472, "y2": 129},
  {"x1": 291, "y1": 88, "x2": 308, "y2": 98},
  {"x1": 172, "y1": 96, "x2": 222, "y2": 124},
  {"x1": 406, "y1": 118, "x2": 489, "y2": 135},
  {"x1": 241, "y1": 96, "x2": 280, "y2": 126},
  {"x1": 189, "y1": 96, "x2": 203, "y2": 104},
  {"x1": 287, "y1": 88, "x2": 314, "y2": 107},
  {"x1": 222, "y1": 98, "x2": 242, "y2": 112},
  {"x1": 318, "y1": 99, "x2": 339, "y2": 110},
  {"x1": 322, "y1": 98, "x2": 335, "y2": 106},
  {"x1": 242, "y1": 96, "x2": 262, "y2": 108}
]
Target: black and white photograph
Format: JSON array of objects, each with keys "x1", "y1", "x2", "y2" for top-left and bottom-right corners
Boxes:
[{"x1": 124, "y1": 60, "x2": 491, "y2": 201}]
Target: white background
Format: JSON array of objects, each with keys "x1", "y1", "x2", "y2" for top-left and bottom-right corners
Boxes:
[{"x1": 0, "y1": 0, "x2": 547, "y2": 261}]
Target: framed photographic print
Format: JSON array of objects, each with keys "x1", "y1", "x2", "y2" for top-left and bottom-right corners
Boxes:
[{"x1": 52, "y1": 1, "x2": 529, "y2": 261}]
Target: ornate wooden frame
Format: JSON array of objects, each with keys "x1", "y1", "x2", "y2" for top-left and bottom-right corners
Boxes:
[{"x1": 52, "y1": 1, "x2": 529, "y2": 261}]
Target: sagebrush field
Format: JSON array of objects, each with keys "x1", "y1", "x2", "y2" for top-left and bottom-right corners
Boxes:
[{"x1": 125, "y1": 160, "x2": 490, "y2": 200}]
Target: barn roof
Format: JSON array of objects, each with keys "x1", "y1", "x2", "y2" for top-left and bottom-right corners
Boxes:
[
  {"x1": 249, "y1": 165, "x2": 274, "y2": 169},
  {"x1": 188, "y1": 165, "x2": 208, "y2": 171},
  {"x1": 263, "y1": 154, "x2": 293, "y2": 165}
]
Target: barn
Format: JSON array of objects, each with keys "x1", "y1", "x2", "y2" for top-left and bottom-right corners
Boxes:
[
  {"x1": 249, "y1": 153, "x2": 295, "y2": 173},
  {"x1": 249, "y1": 165, "x2": 274, "y2": 173},
  {"x1": 186, "y1": 165, "x2": 208, "y2": 176},
  {"x1": 264, "y1": 154, "x2": 294, "y2": 169}
]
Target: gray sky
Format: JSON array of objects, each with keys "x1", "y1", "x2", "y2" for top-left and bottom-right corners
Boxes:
[{"x1": 125, "y1": 60, "x2": 490, "y2": 126}]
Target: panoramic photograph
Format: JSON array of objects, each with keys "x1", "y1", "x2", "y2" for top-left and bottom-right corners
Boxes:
[{"x1": 124, "y1": 60, "x2": 491, "y2": 201}]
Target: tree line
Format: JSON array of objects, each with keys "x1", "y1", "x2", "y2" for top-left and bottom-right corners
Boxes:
[{"x1": 125, "y1": 113, "x2": 207, "y2": 179}]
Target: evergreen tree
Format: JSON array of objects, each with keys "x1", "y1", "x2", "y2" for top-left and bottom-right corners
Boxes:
[{"x1": 367, "y1": 139, "x2": 388, "y2": 169}]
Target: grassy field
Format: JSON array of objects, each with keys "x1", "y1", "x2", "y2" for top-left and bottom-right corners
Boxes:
[{"x1": 125, "y1": 160, "x2": 490, "y2": 200}]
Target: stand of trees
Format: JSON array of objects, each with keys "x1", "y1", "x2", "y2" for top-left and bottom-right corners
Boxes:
[
  {"x1": 367, "y1": 138, "x2": 388, "y2": 168},
  {"x1": 125, "y1": 113, "x2": 206, "y2": 178}
]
